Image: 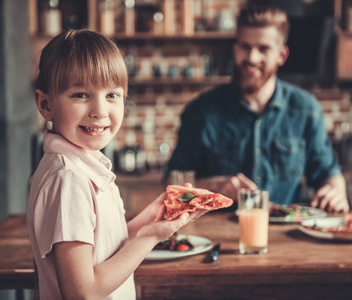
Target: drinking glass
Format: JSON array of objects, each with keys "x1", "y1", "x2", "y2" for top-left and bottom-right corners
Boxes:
[
  {"x1": 170, "y1": 170, "x2": 196, "y2": 186},
  {"x1": 237, "y1": 189, "x2": 269, "y2": 254}
]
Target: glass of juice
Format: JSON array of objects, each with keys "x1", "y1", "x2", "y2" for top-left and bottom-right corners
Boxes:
[{"x1": 237, "y1": 189, "x2": 269, "y2": 254}]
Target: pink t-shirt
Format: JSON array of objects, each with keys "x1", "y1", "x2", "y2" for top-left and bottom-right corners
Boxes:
[{"x1": 27, "y1": 133, "x2": 136, "y2": 299}]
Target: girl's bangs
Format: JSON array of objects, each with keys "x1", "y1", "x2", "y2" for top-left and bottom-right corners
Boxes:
[{"x1": 54, "y1": 38, "x2": 128, "y2": 96}]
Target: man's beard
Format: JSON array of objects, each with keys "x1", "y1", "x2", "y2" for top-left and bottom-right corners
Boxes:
[{"x1": 233, "y1": 62, "x2": 278, "y2": 95}]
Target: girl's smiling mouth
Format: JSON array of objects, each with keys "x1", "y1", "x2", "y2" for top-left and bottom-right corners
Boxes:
[{"x1": 79, "y1": 126, "x2": 108, "y2": 135}]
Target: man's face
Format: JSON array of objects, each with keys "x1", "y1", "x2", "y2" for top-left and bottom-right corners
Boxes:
[{"x1": 233, "y1": 25, "x2": 288, "y2": 94}]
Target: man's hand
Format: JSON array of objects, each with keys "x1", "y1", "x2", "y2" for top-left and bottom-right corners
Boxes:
[
  {"x1": 311, "y1": 184, "x2": 349, "y2": 213},
  {"x1": 311, "y1": 175, "x2": 349, "y2": 213},
  {"x1": 219, "y1": 173, "x2": 258, "y2": 200},
  {"x1": 196, "y1": 173, "x2": 257, "y2": 201}
]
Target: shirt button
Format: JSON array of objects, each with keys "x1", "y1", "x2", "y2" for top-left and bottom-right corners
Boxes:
[
  {"x1": 255, "y1": 177, "x2": 261, "y2": 184},
  {"x1": 256, "y1": 148, "x2": 262, "y2": 155}
]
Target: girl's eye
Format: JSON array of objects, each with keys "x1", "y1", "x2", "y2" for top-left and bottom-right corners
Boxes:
[
  {"x1": 107, "y1": 93, "x2": 122, "y2": 100},
  {"x1": 73, "y1": 93, "x2": 88, "y2": 99}
]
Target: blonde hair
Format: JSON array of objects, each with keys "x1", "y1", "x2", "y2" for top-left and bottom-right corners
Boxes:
[
  {"x1": 36, "y1": 29, "x2": 128, "y2": 97},
  {"x1": 238, "y1": 5, "x2": 290, "y2": 44}
]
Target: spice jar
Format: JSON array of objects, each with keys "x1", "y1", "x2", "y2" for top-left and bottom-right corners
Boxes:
[
  {"x1": 99, "y1": 0, "x2": 115, "y2": 36},
  {"x1": 125, "y1": 0, "x2": 135, "y2": 35},
  {"x1": 40, "y1": 0, "x2": 62, "y2": 36}
]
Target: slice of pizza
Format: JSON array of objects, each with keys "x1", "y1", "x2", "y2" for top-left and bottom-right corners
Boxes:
[{"x1": 164, "y1": 185, "x2": 234, "y2": 220}]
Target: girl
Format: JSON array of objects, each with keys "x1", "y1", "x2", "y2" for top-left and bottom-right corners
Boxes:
[{"x1": 27, "y1": 29, "x2": 202, "y2": 299}]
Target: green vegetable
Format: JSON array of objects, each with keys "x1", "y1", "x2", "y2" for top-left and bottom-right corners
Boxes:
[{"x1": 178, "y1": 192, "x2": 197, "y2": 202}]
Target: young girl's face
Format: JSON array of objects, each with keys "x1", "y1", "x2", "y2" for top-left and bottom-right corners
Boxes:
[{"x1": 49, "y1": 84, "x2": 124, "y2": 158}]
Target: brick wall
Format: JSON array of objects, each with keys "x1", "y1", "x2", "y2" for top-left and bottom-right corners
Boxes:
[
  {"x1": 115, "y1": 88, "x2": 352, "y2": 170},
  {"x1": 313, "y1": 90, "x2": 352, "y2": 142}
]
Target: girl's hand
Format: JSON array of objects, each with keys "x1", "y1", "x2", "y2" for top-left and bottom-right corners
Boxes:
[
  {"x1": 132, "y1": 182, "x2": 195, "y2": 224},
  {"x1": 138, "y1": 182, "x2": 206, "y2": 241},
  {"x1": 128, "y1": 182, "x2": 206, "y2": 240},
  {"x1": 142, "y1": 191, "x2": 167, "y2": 222},
  {"x1": 127, "y1": 191, "x2": 167, "y2": 239},
  {"x1": 136, "y1": 209, "x2": 205, "y2": 242}
]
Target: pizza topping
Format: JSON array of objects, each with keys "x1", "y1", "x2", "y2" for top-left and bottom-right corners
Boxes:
[
  {"x1": 165, "y1": 185, "x2": 234, "y2": 220},
  {"x1": 202, "y1": 197, "x2": 216, "y2": 206},
  {"x1": 178, "y1": 192, "x2": 197, "y2": 202}
]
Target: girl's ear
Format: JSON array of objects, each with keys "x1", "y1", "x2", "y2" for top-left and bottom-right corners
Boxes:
[{"x1": 34, "y1": 89, "x2": 53, "y2": 121}]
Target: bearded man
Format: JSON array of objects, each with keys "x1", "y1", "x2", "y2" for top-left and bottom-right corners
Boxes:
[{"x1": 165, "y1": 5, "x2": 349, "y2": 212}]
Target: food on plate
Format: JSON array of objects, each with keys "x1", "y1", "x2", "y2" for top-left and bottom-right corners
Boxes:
[
  {"x1": 164, "y1": 185, "x2": 234, "y2": 220},
  {"x1": 153, "y1": 233, "x2": 193, "y2": 252},
  {"x1": 269, "y1": 203, "x2": 311, "y2": 220},
  {"x1": 302, "y1": 213, "x2": 352, "y2": 233},
  {"x1": 346, "y1": 213, "x2": 352, "y2": 227}
]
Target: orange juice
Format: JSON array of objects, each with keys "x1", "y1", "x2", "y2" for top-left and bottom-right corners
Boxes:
[{"x1": 238, "y1": 208, "x2": 269, "y2": 254}]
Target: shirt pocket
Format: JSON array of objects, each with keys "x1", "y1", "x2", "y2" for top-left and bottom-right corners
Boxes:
[{"x1": 272, "y1": 138, "x2": 305, "y2": 180}]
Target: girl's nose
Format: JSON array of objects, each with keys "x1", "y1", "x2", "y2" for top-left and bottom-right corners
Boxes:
[{"x1": 89, "y1": 98, "x2": 108, "y2": 119}]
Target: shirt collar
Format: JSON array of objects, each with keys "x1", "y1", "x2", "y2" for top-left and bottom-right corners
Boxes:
[
  {"x1": 268, "y1": 78, "x2": 286, "y2": 110},
  {"x1": 238, "y1": 78, "x2": 287, "y2": 112},
  {"x1": 43, "y1": 132, "x2": 116, "y2": 191}
]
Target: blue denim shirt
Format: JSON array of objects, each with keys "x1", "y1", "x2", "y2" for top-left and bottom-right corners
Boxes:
[{"x1": 166, "y1": 79, "x2": 341, "y2": 205}]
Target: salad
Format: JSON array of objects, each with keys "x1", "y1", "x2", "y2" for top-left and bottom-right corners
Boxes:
[
  {"x1": 153, "y1": 233, "x2": 194, "y2": 252},
  {"x1": 269, "y1": 203, "x2": 311, "y2": 220}
]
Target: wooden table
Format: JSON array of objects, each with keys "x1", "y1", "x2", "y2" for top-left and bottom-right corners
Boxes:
[
  {"x1": 135, "y1": 211, "x2": 352, "y2": 300},
  {"x1": 1, "y1": 213, "x2": 352, "y2": 300},
  {"x1": 0, "y1": 215, "x2": 37, "y2": 299}
]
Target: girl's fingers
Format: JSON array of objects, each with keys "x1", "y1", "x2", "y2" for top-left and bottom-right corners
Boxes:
[{"x1": 154, "y1": 204, "x2": 166, "y2": 222}]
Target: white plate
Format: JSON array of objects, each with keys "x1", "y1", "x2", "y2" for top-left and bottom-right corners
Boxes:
[
  {"x1": 298, "y1": 217, "x2": 352, "y2": 241},
  {"x1": 235, "y1": 206, "x2": 327, "y2": 223},
  {"x1": 145, "y1": 234, "x2": 213, "y2": 261}
]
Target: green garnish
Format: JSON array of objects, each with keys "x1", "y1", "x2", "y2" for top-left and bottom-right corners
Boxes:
[{"x1": 178, "y1": 192, "x2": 197, "y2": 202}]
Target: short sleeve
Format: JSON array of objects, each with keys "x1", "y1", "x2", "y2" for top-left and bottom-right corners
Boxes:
[
  {"x1": 34, "y1": 170, "x2": 96, "y2": 258},
  {"x1": 305, "y1": 102, "x2": 342, "y2": 188}
]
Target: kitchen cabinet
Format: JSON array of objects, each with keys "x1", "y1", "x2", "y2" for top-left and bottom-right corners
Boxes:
[
  {"x1": 29, "y1": 0, "x2": 238, "y2": 169},
  {"x1": 30, "y1": 1, "x2": 236, "y2": 99}
]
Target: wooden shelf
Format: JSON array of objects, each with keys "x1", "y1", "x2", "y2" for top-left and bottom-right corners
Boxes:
[
  {"x1": 112, "y1": 32, "x2": 236, "y2": 41},
  {"x1": 128, "y1": 93, "x2": 202, "y2": 105},
  {"x1": 32, "y1": 31, "x2": 236, "y2": 42},
  {"x1": 129, "y1": 76, "x2": 231, "y2": 86}
]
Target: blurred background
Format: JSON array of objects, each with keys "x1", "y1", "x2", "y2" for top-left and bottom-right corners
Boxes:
[{"x1": 2, "y1": 0, "x2": 352, "y2": 223}]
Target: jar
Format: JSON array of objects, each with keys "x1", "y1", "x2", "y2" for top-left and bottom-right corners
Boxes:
[
  {"x1": 99, "y1": 0, "x2": 115, "y2": 36},
  {"x1": 125, "y1": 0, "x2": 135, "y2": 35},
  {"x1": 40, "y1": 0, "x2": 62, "y2": 36}
]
